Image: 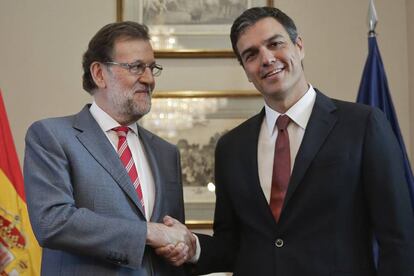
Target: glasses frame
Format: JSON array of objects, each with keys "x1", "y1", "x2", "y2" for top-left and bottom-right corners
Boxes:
[{"x1": 104, "y1": 61, "x2": 163, "y2": 77}]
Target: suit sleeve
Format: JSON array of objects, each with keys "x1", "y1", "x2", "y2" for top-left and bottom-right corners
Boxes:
[
  {"x1": 363, "y1": 108, "x2": 414, "y2": 275},
  {"x1": 192, "y1": 137, "x2": 239, "y2": 274},
  {"x1": 24, "y1": 121, "x2": 147, "y2": 269},
  {"x1": 175, "y1": 147, "x2": 185, "y2": 223}
]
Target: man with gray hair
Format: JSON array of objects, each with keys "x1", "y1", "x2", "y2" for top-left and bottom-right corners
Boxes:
[{"x1": 24, "y1": 21, "x2": 194, "y2": 275}]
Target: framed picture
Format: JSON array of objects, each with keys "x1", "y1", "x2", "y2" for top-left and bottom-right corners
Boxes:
[
  {"x1": 117, "y1": 0, "x2": 274, "y2": 58},
  {"x1": 140, "y1": 90, "x2": 263, "y2": 228}
]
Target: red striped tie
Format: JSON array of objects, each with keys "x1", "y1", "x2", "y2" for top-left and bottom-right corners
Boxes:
[{"x1": 113, "y1": 126, "x2": 145, "y2": 213}]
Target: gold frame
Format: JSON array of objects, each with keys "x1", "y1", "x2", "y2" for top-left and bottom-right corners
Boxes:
[
  {"x1": 148, "y1": 90, "x2": 261, "y2": 229},
  {"x1": 186, "y1": 220, "x2": 213, "y2": 230},
  {"x1": 153, "y1": 90, "x2": 260, "y2": 98},
  {"x1": 116, "y1": 0, "x2": 274, "y2": 58}
]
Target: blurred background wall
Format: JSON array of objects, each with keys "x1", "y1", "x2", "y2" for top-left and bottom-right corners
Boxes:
[{"x1": 1, "y1": 0, "x2": 413, "y2": 167}]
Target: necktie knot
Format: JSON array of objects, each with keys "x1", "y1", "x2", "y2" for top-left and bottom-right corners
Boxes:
[
  {"x1": 113, "y1": 126, "x2": 129, "y2": 138},
  {"x1": 276, "y1": 115, "x2": 291, "y2": 131}
]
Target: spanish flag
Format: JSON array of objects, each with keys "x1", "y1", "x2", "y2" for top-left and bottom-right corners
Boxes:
[{"x1": 0, "y1": 90, "x2": 41, "y2": 275}]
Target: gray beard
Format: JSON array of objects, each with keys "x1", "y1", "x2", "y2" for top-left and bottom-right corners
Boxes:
[{"x1": 124, "y1": 95, "x2": 151, "y2": 118}]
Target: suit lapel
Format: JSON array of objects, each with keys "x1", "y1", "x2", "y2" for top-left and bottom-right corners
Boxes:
[
  {"x1": 282, "y1": 91, "x2": 337, "y2": 210},
  {"x1": 240, "y1": 110, "x2": 280, "y2": 224},
  {"x1": 136, "y1": 126, "x2": 164, "y2": 222},
  {"x1": 73, "y1": 105, "x2": 144, "y2": 216},
  {"x1": 244, "y1": 109, "x2": 265, "y2": 197}
]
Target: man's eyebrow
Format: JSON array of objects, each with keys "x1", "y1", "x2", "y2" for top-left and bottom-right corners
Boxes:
[
  {"x1": 240, "y1": 34, "x2": 286, "y2": 59},
  {"x1": 240, "y1": 46, "x2": 257, "y2": 60},
  {"x1": 129, "y1": 59, "x2": 144, "y2": 64},
  {"x1": 129, "y1": 59, "x2": 157, "y2": 66},
  {"x1": 264, "y1": 34, "x2": 285, "y2": 43}
]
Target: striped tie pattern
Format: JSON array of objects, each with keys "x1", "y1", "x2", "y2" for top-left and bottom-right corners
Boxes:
[{"x1": 113, "y1": 126, "x2": 145, "y2": 213}]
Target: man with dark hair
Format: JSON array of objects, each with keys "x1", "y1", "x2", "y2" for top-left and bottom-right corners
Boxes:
[
  {"x1": 24, "y1": 21, "x2": 194, "y2": 275},
  {"x1": 158, "y1": 6, "x2": 414, "y2": 275},
  {"x1": 230, "y1": 7, "x2": 298, "y2": 65}
]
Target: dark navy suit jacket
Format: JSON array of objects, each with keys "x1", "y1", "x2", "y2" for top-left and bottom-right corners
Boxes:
[{"x1": 194, "y1": 90, "x2": 414, "y2": 276}]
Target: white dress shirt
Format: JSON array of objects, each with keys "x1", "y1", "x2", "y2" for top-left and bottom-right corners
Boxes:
[
  {"x1": 258, "y1": 85, "x2": 316, "y2": 203},
  {"x1": 90, "y1": 102, "x2": 155, "y2": 221}
]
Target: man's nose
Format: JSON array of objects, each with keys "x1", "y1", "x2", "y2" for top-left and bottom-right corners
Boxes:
[
  {"x1": 261, "y1": 48, "x2": 276, "y2": 66},
  {"x1": 138, "y1": 67, "x2": 155, "y2": 84}
]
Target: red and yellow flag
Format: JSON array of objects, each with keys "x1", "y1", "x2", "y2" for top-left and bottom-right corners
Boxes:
[{"x1": 0, "y1": 90, "x2": 41, "y2": 275}]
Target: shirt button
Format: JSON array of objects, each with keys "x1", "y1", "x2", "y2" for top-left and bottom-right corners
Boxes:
[{"x1": 275, "y1": 238, "x2": 284, "y2": 248}]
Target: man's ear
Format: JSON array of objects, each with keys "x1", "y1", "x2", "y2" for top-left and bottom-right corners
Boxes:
[
  {"x1": 90, "y1": 62, "x2": 107, "y2": 89},
  {"x1": 295, "y1": 36, "x2": 305, "y2": 60}
]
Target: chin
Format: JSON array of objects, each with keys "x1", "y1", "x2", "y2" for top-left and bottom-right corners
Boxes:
[
  {"x1": 262, "y1": 85, "x2": 284, "y2": 95},
  {"x1": 136, "y1": 105, "x2": 151, "y2": 117}
]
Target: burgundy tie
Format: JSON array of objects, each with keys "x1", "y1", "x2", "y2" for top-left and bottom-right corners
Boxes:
[
  {"x1": 113, "y1": 126, "x2": 145, "y2": 213},
  {"x1": 269, "y1": 115, "x2": 291, "y2": 222}
]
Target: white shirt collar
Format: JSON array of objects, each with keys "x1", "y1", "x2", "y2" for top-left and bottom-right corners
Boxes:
[
  {"x1": 264, "y1": 84, "x2": 317, "y2": 136},
  {"x1": 89, "y1": 102, "x2": 139, "y2": 135}
]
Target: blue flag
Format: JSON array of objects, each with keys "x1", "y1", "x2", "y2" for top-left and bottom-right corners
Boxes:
[
  {"x1": 357, "y1": 34, "x2": 414, "y2": 269},
  {"x1": 357, "y1": 35, "x2": 414, "y2": 209}
]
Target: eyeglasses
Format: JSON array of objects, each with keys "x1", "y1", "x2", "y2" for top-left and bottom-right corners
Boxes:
[{"x1": 104, "y1": 61, "x2": 163, "y2": 77}]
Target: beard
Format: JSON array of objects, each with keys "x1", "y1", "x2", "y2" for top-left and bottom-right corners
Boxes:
[
  {"x1": 108, "y1": 86, "x2": 152, "y2": 122},
  {"x1": 124, "y1": 92, "x2": 152, "y2": 118}
]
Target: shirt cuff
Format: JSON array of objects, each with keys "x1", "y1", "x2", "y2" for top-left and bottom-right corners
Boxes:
[{"x1": 188, "y1": 234, "x2": 201, "y2": 263}]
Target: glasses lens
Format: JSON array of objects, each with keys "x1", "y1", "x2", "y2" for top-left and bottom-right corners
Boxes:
[
  {"x1": 129, "y1": 63, "x2": 146, "y2": 75},
  {"x1": 152, "y1": 64, "x2": 162, "y2": 77}
]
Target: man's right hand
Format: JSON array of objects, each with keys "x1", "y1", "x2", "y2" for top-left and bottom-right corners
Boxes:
[{"x1": 146, "y1": 216, "x2": 196, "y2": 266}]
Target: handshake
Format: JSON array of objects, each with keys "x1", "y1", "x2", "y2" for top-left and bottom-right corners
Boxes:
[{"x1": 146, "y1": 216, "x2": 197, "y2": 266}]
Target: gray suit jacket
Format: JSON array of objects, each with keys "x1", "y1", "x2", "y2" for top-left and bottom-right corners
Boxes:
[{"x1": 24, "y1": 105, "x2": 186, "y2": 276}]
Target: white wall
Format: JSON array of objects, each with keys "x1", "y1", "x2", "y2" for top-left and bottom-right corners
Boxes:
[
  {"x1": 277, "y1": 0, "x2": 411, "y2": 151},
  {"x1": 0, "y1": 0, "x2": 115, "y2": 160},
  {"x1": 1, "y1": 0, "x2": 412, "y2": 166}
]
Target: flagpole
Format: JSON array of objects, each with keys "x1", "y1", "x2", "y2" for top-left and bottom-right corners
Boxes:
[
  {"x1": 359, "y1": 0, "x2": 414, "y2": 213},
  {"x1": 368, "y1": 0, "x2": 377, "y2": 37}
]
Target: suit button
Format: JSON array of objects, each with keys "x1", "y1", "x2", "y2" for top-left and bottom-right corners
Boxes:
[{"x1": 275, "y1": 238, "x2": 284, "y2": 248}]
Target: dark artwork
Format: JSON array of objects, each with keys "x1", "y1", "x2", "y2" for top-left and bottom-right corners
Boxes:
[
  {"x1": 177, "y1": 131, "x2": 227, "y2": 187},
  {"x1": 144, "y1": 0, "x2": 248, "y2": 25}
]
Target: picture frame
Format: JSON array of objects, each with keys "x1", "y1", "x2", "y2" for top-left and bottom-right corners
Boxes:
[
  {"x1": 117, "y1": 0, "x2": 274, "y2": 58},
  {"x1": 140, "y1": 90, "x2": 263, "y2": 228}
]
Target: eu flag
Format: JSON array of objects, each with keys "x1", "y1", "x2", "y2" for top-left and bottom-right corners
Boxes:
[{"x1": 356, "y1": 35, "x2": 414, "y2": 210}]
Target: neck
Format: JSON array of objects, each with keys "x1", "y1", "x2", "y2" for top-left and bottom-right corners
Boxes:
[
  {"x1": 266, "y1": 80, "x2": 309, "y2": 113},
  {"x1": 107, "y1": 110, "x2": 141, "y2": 126},
  {"x1": 94, "y1": 97, "x2": 141, "y2": 126}
]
